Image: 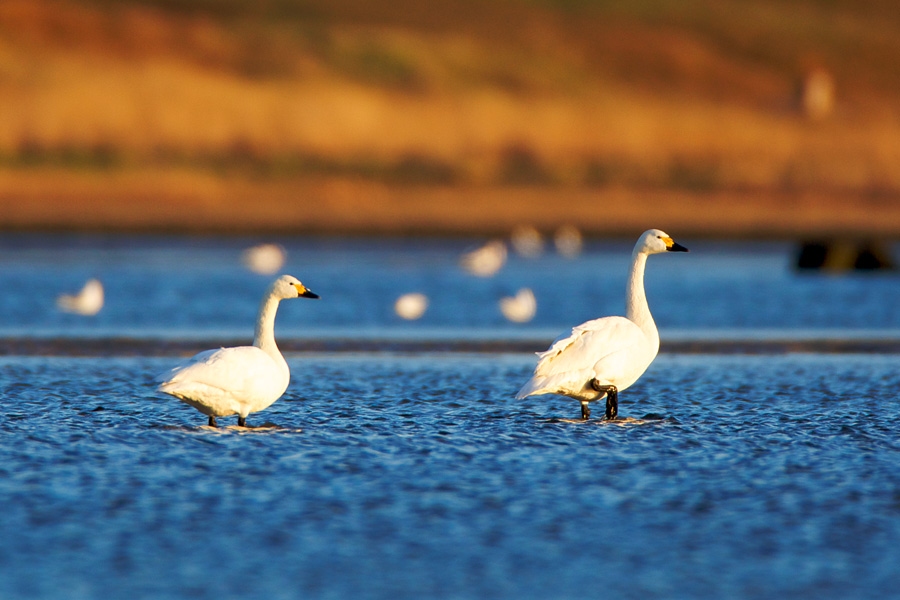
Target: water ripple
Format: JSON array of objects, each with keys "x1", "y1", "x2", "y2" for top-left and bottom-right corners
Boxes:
[{"x1": 0, "y1": 354, "x2": 899, "y2": 599}]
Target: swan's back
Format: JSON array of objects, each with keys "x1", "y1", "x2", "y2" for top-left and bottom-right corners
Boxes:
[{"x1": 517, "y1": 316, "x2": 656, "y2": 399}]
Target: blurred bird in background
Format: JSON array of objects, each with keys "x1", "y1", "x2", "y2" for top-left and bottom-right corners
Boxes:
[{"x1": 57, "y1": 278, "x2": 104, "y2": 316}]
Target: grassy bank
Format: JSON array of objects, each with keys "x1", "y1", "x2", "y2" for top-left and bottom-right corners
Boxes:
[{"x1": 1, "y1": 0, "x2": 899, "y2": 235}]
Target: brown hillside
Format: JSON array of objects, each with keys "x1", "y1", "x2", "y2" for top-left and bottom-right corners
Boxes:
[{"x1": 0, "y1": 0, "x2": 899, "y2": 235}]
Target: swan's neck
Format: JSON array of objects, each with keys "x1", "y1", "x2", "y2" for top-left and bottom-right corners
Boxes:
[
  {"x1": 253, "y1": 293, "x2": 285, "y2": 363},
  {"x1": 625, "y1": 249, "x2": 658, "y2": 342}
]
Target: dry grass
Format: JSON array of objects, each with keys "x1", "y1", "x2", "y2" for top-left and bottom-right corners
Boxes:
[
  {"x1": 1, "y1": 0, "x2": 899, "y2": 235},
  {"x1": 2, "y1": 168, "x2": 898, "y2": 237}
]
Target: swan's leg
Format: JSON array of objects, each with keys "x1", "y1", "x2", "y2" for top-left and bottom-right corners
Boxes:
[
  {"x1": 605, "y1": 387, "x2": 619, "y2": 420},
  {"x1": 208, "y1": 415, "x2": 217, "y2": 427},
  {"x1": 580, "y1": 402, "x2": 591, "y2": 420},
  {"x1": 590, "y1": 380, "x2": 619, "y2": 420},
  {"x1": 237, "y1": 416, "x2": 247, "y2": 427}
]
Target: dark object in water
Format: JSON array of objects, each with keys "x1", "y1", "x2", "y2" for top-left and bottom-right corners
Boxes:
[
  {"x1": 640, "y1": 413, "x2": 666, "y2": 421},
  {"x1": 796, "y1": 240, "x2": 894, "y2": 271}
]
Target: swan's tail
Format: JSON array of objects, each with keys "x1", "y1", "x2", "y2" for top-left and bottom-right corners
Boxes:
[
  {"x1": 515, "y1": 379, "x2": 538, "y2": 400},
  {"x1": 517, "y1": 369, "x2": 602, "y2": 401},
  {"x1": 516, "y1": 374, "x2": 564, "y2": 399}
]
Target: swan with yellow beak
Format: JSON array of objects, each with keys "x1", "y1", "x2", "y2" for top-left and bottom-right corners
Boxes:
[
  {"x1": 157, "y1": 274, "x2": 319, "y2": 427},
  {"x1": 517, "y1": 229, "x2": 688, "y2": 420}
]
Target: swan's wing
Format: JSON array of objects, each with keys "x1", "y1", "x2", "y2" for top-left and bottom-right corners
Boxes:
[
  {"x1": 157, "y1": 346, "x2": 282, "y2": 402},
  {"x1": 154, "y1": 348, "x2": 219, "y2": 384},
  {"x1": 517, "y1": 316, "x2": 646, "y2": 398},
  {"x1": 535, "y1": 317, "x2": 643, "y2": 375}
]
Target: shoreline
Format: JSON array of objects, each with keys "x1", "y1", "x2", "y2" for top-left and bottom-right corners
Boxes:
[
  {"x1": 3, "y1": 330, "x2": 900, "y2": 356},
  {"x1": 2, "y1": 170, "x2": 899, "y2": 238}
]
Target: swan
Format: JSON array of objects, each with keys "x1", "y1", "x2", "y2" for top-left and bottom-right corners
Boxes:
[
  {"x1": 241, "y1": 243, "x2": 286, "y2": 275},
  {"x1": 511, "y1": 225, "x2": 544, "y2": 257},
  {"x1": 156, "y1": 274, "x2": 319, "y2": 427},
  {"x1": 57, "y1": 278, "x2": 104, "y2": 316},
  {"x1": 395, "y1": 292, "x2": 429, "y2": 320},
  {"x1": 516, "y1": 229, "x2": 688, "y2": 420},
  {"x1": 500, "y1": 287, "x2": 537, "y2": 323},
  {"x1": 554, "y1": 225, "x2": 583, "y2": 258},
  {"x1": 460, "y1": 240, "x2": 507, "y2": 277}
]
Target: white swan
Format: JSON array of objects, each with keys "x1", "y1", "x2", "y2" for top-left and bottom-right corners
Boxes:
[
  {"x1": 516, "y1": 229, "x2": 688, "y2": 420},
  {"x1": 57, "y1": 278, "x2": 104, "y2": 316},
  {"x1": 511, "y1": 225, "x2": 544, "y2": 257},
  {"x1": 395, "y1": 292, "x2": 429, "y2": 320},
  {"x1": 157, "y1": 274, "x2": 319, "y2": 427},
  {"x1": 241, "y1": 243, "x2": 286, "y2": 275},
  {"x1": 500, "y1": 287, "x2": 537, "y2": 323},
  {"x1": 554, "y1": 225, "x2": 583, "y2": 258},
  {"x1": 460, "y1": 240, "x2": 507, "y2": 277}
]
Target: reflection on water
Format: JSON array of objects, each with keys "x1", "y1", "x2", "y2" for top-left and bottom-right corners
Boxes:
[{"x1": 0, "y1": 353, "x2": 898, "y2": 599}]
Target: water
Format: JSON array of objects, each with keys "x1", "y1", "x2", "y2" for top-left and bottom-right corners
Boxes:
[
  {"x1": 2, "y1": 353, "x2": 899, "y2": 599},
  {"x1": 1, "y1": 235, "x2": 899, "y2": 599},
  {"x1": 1, "y1": 233, "x2": 899, "y2": 338}
]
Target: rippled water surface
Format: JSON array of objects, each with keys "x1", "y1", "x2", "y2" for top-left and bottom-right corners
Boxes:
[
  {"x1": 1, "y1": 235, "x2": 900, "y2": 599},
  {"x1": 2, "y1": 353, "x2": 899, "y2": 599}
]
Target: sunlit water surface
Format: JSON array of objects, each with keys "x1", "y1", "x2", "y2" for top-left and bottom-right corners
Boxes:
[
  {"x1": 0, "y1": 234, "x2": 898, "y2": 337},
  {"x1": 1, "y1": 236, "x2": 899, "y2": 599},
  {"x1": 2, "y1": 354, "x2": 899, "y2": 599}
]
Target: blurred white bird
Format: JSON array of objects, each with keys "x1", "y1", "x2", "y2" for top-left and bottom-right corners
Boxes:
[
  {"x1": 511, "y1": 225, "x2": 544, "y2": 257},
  {"x1": 56, "y1": 278, "x2": 104, "y2": 316},
  {"x1": 517, "y1": 229, "x2": 688, "y2": 421},
  {"x1": 241, "y1": 243, "x2": 286, "y2": 275},
  {"x1": 554, "y1": 225, "x2": 583, "y2": 258},
  {"x1": 157, "y1": 275, "x2": 319, "y2": 428},
  {"x1": 460, "y1": 240, "x2": 507, "y2": 277},
  {"x1": 500, "y1": 287, "x2": 537, "y2": 323},
  {"x1": 395, "y1": 293, "x2": 429, "y2": 320}
]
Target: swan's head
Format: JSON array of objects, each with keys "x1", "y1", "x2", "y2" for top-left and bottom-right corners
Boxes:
[
  {"x1": 637, "y1": 229, "x2": 689, "y2": 255},
  {"x1": 271, "y1": 274, "x2": 319, "y2": 300}
]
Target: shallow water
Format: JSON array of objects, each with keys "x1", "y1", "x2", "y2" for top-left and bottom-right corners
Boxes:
[
  {"x1": 1, "y1": 353, "x2": 899, "y2": 599},
  {"x1": 2, "y1": 234, "x2": 900, "y2": 598},
  {"x1": 1, "y1": 234, "x2": 899, "y2": 339}
]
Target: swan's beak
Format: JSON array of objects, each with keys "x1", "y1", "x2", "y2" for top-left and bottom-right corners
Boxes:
[
  {"x1": 294, "y1": 284, "x2": 320, "y2": 299},
  {"x1": 665, "y1": 238, "x2": 689, "y2": 252}
]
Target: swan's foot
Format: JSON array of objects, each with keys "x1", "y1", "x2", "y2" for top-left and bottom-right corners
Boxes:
[
  {"x1": 590, "y1": 380, "x2": 619, "y2": 420},
  {"x1": 237, "y1": 416, "x2": 247, "y2": 427},
  {"x1": 580, "y1": 402, "x2": 591, "y2": 421},
  {"x1": 208, "y1": 415, "x2": 218, "y2": 427}
]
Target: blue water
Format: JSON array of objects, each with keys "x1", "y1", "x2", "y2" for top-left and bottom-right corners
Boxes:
[
  {"x1": 1, "y1": 353, "x2": 899, "y2": 599},
  {"x1": 1, "y1": 235, "x2": 900, "y2": 599},
  {"x1": 0, "y1": 233, "x2": 898, "y2": 337}
]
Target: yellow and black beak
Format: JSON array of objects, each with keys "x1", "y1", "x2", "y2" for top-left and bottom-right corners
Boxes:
[
  {"x1": 663, "y1": 237, "x2": 689, "y2": 252},
  {"x1": 294, "y1": 284, "x2": 320, "y2": 299}
]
